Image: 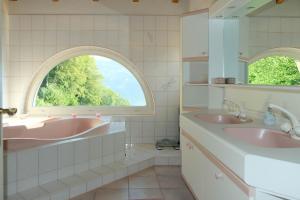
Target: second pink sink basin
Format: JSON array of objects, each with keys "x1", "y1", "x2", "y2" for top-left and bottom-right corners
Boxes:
[
  {"x1": 194, "y1": 114, "x2": 252, "y2": 124},
  {"x1": 223, "y1": 128, "x2": 300, "y2": 148}
]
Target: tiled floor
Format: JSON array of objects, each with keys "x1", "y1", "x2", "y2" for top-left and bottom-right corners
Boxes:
[{"x1": 71, "y1": 166, "x2": 195, "y2": 200}]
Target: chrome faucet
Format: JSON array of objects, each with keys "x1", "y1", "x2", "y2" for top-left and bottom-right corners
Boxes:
[
  {"x1": 223, "y1": 99, "x2": 247, "y2": 120},
  {"x1": 268, "y1": 104, "x2": 300, "y2": 139}
]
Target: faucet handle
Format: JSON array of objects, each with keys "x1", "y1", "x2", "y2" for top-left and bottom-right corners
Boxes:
[{"x1": 280, "y1": 122, "x2": 292, "y2": 133}]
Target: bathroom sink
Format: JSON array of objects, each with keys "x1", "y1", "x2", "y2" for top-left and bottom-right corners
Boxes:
[
  {"x1": 223, "y1": 128, "x2": 300, "y2": 148},
  {"x1": 194, "y1": 114, "x2": 252, "y2": 124}
]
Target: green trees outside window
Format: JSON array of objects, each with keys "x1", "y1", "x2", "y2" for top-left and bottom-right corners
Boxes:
[
  {"x1": 248, "y1": 56, "x2": 300, "y2": 86},
  {"x1": 36, "y1": 55, "x2": 130, "y2": 106}
]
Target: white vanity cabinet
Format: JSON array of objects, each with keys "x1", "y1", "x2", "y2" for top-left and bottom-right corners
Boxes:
[
  {"x1": 181, "y1": 132, "x2": 251, "y2": 200},
  {"x1": 182, "y1": 11, "x2": 209, "y2": 58}
]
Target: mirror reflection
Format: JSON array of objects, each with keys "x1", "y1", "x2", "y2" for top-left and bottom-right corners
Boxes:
[{"x1": 238, "y1": 0, "x2": 300, "y2": 86}]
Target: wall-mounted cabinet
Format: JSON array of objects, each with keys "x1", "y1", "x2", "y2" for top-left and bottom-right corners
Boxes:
[
  {"x1": 181, "y1": 9, "x2": 209, "y2": 113},
  {"x1": 182, "y1": 10, "x2": 209, "y2": 58}
]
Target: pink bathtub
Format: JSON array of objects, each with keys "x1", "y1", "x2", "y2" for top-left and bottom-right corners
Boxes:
[{"x1": 3, "y1": 117, "x2": 110, "y2": 151}]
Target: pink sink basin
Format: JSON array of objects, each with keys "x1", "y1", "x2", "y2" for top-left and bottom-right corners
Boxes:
[
  {"x1": 194, "y1": 114, "x2": 252, "y2": 124},
  {"x1": 223, "y1": 128, "x2": 300, "y2": 148}
]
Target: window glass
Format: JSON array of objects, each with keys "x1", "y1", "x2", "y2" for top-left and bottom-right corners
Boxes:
[
  {"x1": 248, "y1": 56, "x2": 300, "y2": 86},
  {"x1": 35, "y1": 55, "x2": 146, "y2": 107}
]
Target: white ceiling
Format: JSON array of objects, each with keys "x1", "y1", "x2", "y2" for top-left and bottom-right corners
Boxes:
[
  {"x1": 7, "y1": 0, "x2": 189, "y2": 15},
  {"x1": 251, "y1": 0, "x2": 300, "y2": 17}
]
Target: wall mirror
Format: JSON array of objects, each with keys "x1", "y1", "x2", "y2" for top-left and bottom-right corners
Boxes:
[{"x1": 237, "y1": 0, "x2": 300, "y2": 87}]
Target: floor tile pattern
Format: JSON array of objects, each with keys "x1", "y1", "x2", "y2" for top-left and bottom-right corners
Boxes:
[{"x1": 71, "y1": 166, "x2": 195, "y2": 200}]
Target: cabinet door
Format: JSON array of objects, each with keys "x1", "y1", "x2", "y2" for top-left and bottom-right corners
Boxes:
[
  {"x1": 203, "y1": 155, "x2": 249, "y2": 200},
  {"x1": 181, "y1": 134, "x2": 195, "y2": 186},
  {"x1": 182, "y1": 12, "x2": 209, "y2": 58},
  {"x1": 181, "y1": 134, "x2": 205, "y2": 199}
]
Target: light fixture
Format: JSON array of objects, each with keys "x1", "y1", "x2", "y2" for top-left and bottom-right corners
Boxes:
[
  {"x1": 172, "y1": 0, "x2": 179, "y2": 3},
  {"x1": 132, "y1": 0, "x2": 139, "y2": 2},
  {"x1": 276, "y1": 0, "x2": 285, "y2": 4}
]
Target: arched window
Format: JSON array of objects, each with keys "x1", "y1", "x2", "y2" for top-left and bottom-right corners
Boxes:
[
  {"x1": 25, "y1": 46, "x2": 155, "y2": 116},
  {"x1": 248, "y1": 48, "x2": 300, "y2": 86}
]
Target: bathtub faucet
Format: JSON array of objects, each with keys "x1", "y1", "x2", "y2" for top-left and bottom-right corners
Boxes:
[{"x1": 0, "y1": 107, "x2": 17, "y2": 116}]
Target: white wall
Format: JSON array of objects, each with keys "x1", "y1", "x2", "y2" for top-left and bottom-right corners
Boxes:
[
  {"x1": 247, "y1": 16, "x2": 300, "y2": 58},
  {"x1": 5, "y1": 1, "x2": 182, "y2": 144}
]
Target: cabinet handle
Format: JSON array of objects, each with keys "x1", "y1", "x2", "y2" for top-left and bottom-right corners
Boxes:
[
  {"x1": 214, "y1": 172, "x2": 224, "y2": 180},
  {"x1": 202, "y1": 51, "x2": 206, "y2": 55}
]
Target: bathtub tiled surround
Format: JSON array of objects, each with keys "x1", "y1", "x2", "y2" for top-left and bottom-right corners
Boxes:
[
  {"x1": 4, "y1": 122, "x2": 126, "y2": 197},
  {"x1": 5, "y1": 14, "x2": 181, "y2": 145},
  {"x1": 6, "y1": 144, "x2": 181, "y2": 200}
]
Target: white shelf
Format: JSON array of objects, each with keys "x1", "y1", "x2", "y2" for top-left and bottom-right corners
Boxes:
[
  {"x1": 184, "y1": 82, "x2": 209, "y2": 86},
  {"x1": 182, "y1": 56, "x2": 209, "y2": 62},
  {"x1": 210, "y1": 84, "x2": 300, "y2": 92}
]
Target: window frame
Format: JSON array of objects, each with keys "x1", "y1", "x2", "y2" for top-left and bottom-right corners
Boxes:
[
  {"x1": 25, "y1": 46, "x2": 155, "y2": 116},
  {"x1": 248, "y1": 47, "x2": 300, "y2": 71}
]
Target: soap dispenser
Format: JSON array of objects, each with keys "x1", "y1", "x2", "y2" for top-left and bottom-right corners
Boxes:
[{"x1": 264, "y1": 107, "x2": 276, "y2": 126}]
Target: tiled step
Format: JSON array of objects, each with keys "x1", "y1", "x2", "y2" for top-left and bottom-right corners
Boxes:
[{"x1": 7, "y1": 145, "x2": 181, "y2": 200}]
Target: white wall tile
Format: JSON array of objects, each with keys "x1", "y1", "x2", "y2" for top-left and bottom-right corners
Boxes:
[
  {"x1": 56, "y1": 30, "x2": 70, "y2": 45},
  {"x1": 44, "y1": 31, "x2": 57, "y2": 46},
  {"x1": 32, "y1": 31, "x2": 44, "y2": 45},
  {"x1": 102, "y1": 135, "x2": 114, "y2": 156},
  {"x1": 94, "y1": 15, "x2": 107, "y2": 30},
  {"x1": 107, "y1": 16, "x2": 120, "y2": 30},
  {"x1": 17, "y1": 149, "x2": 38, "y2": 180},
  {"x1": 94, "y1": 30, "x2": 107, "y2": 46},
  {"x1": 58, "y1": 142, "x2": 74, "y2": 169},
  {"x1": 9, "y1": 15, "x2": 20, "y2": 30},
  {"x1": 156, "y1": 16, "x2": 167, "y2": 30},
  {"x1": 130, "y1": 16, "x2": 143, "y2": 31},
  {"x1": 31, "y1": 15, "x2": 44, "y2": 30},
  {"x1": 19, "y1": 31, "x2": 31, "y2": 46},
  {"x1": 130, "y1": 31, "x2": 143, "y2": 46},
  {"x1": 167, "y1": 31, "x2": 180, "y2": 47},
  {"x1": 74, "y1": 140, "x2": 89, "y2": 164},
  {"x1": 80, "y1": 15, "x2": 94, "y2": 30},
  {"x1": 44, "y1": 15, "x2": 57, "y2": 30},
  {"x1": 38, "y1": 146, "x2": 58, "y2": 174},
  {"x1": 9, "y1": 30, "x2": 20, "y2": 45},
  {"x1": 19, "y1": 15, "x2": 31, "y2": 30},
  {"x1": 144, "y1": 31, "x2": 156, "y2": 46},
  {"x1": 144, "y1": 16, "x2": 156, "y2": 30},
  {"x1": 5, "y1": 153, "x2": 17, "y2": 183},
  {"x1": 89, "y1": 137, "x2": 101, "y2": 161},
  {"x1": 57, "y1": 15, "x2": 70, "y2": 30},
  {"x1": 167, "y1": 16, "x2": 179, "y2": 31}
]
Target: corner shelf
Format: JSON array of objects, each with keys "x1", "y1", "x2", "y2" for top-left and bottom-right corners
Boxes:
[
  {"x1": 239, "y1": 56, "x2": 249, "y2": 63},
  {"x1": 184, "y1": 82, "x2": 209, "y2": 86}
]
